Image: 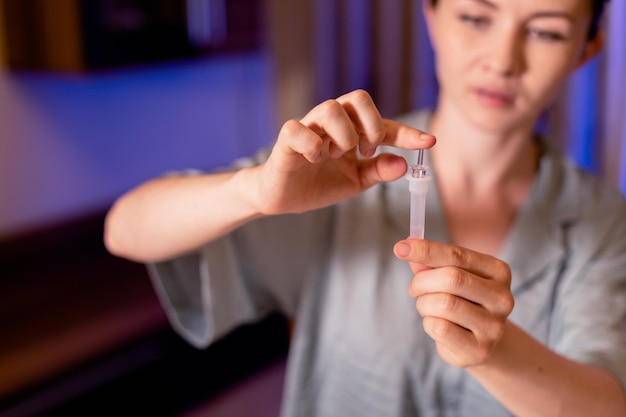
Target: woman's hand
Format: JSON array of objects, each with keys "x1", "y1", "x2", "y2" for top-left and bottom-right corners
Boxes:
[
  {"x1": 394, "y1": 238, "x2": 515, "y2": 368},
  {"x1": 249, "y1": 89, "x2": 436, "y2": 215}
]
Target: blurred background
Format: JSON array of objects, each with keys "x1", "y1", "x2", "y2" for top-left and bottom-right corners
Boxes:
[{"x1": 0, "y1": 0, "x2": 624, "y2": 416}]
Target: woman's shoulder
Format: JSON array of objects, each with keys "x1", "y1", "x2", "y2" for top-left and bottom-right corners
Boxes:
[
  {"x1": 540, "y1": 139, "x2": 626, "y2": 245},
  {"x1": 542, "y1": 140, "x2": 625, "y2": 211}
]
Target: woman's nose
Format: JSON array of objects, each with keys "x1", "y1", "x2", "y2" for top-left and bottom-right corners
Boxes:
[{"x1": 483, "y1": 29, "x2": 526, "y2": 77}]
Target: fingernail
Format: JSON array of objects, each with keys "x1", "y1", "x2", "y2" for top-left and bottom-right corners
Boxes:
[
  {"x1": 311, "y1": 151, "x2": 322, "y2": 162},
  {"x1": 360, "y1": 147, "x2": 375, "y2": 158},
  {"x1": 395, "y1": 242, "x2": 411, "y2": 257},
  {"x1": 330, "y1": 147, "x2": 344, "y2": 159},
  {"x1": 419, "y1": 133, "x2": 436, "y2": 141}
]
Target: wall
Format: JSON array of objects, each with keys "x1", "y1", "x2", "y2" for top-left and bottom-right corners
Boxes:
[{"x1": 0, "y1": 51, "x2": 277, "y2": 238}]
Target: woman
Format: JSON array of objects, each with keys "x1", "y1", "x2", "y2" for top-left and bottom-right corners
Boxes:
[{"x1": 104, "y1": 0, "x2": 626, "y2": 415}]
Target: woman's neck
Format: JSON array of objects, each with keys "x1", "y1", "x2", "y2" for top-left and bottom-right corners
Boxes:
[
  {"x1": 426, "y1": 103, "x2": 541, "y2": 256},
  {"x1": 428, "y1": 104, "x2": 539, "y2": 195}
]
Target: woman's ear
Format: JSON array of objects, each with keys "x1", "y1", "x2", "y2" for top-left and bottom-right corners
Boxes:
[{"x1": 576, "y1": 31, "x2": 605, "y2": 69}]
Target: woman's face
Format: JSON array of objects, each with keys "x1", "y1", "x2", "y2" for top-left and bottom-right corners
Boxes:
[{"x1": 425, "y1": 0, "x2": 602, "y2": 132}]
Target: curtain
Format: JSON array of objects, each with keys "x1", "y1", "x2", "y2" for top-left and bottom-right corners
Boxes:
[
  {"x1": 265, "y1": 0, "x2": 626, "y2": 194},
  {"x1": 601, "y1": 0, "x2": 626, "y2": 190},
  {"x1": 265, "y1": 0, "x2": 436, "y2": 120}
]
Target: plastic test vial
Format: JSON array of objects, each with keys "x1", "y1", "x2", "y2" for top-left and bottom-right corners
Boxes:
[{"x1": 405, "y1": 150, "x2": 432, "y2": 239}]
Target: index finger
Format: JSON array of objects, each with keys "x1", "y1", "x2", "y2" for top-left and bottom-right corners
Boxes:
[
  {"x1": 335, "y1": 90, "x2": 436, "y2": 155},
  {"x1": 394, "y1": 239, "x2": 511, "y2": 283},
  {"x1": 335, "y1": 90, "x2": 385, "y2": 156},
  {"x1": 383, "y1": 119, "x2": 436, "y2": 151}
]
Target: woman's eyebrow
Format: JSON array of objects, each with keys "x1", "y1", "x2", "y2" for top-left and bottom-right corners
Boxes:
[
  {"x1": 465, "y1": 0, "x2": 498, "y2": 10},
  {"x1": 528, "y1": 11, "x2": 575, "y2": 22},
  {"x1": 463, "y1": 0, "x2": 576, "y2": 23}
]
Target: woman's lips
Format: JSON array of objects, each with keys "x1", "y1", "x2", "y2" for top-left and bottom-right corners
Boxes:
[{"x1": 474, "y1": 87, "x2": 515, "y2": 107}]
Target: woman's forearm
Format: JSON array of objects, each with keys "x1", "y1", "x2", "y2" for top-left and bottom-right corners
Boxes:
[
  {"x1": 467, "y1": 321, "x2": 626, "y2": 417},
  {"x1": 104, "y1": 166, "x2": 262, "y2": 263}
]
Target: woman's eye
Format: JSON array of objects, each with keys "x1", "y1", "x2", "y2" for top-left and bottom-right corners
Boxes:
[
  {"x1": 527, "y1": 28, "x2": 565, "y2": 42},
  {"x1": 459, "y1": 14, "x2": 490, "y2": 28}
]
